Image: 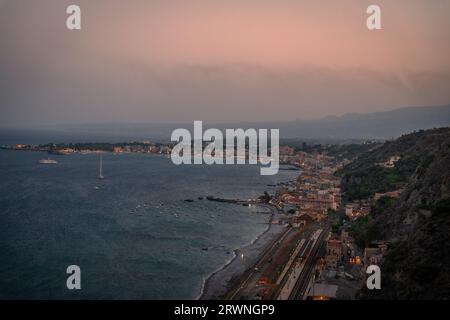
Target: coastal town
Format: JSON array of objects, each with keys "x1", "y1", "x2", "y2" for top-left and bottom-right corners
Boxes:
[
  {"x1": 0, "y1": 141, "x2": 173, "y2": 156},
  {"x1": 2, "y1": 140, "x2": 391, "y2": 300},
  {"x1": 204, "y1": 144, "x2": 393, "y2": 300}
]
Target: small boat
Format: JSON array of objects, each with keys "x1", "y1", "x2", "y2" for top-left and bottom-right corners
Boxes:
[
  {"x1": 38, "y1": 158, "x2": 58, "y2": 164},
  {"x1": 98, "y1": 153, "x2": 104, "y2": 179}
]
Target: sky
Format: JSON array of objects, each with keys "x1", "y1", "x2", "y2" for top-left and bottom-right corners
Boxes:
[{"x1": 1, "y1": 0, "x2": 450, "y2": 127}]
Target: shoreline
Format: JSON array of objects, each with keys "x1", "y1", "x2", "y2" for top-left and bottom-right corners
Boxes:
[{"x1": 198, "y1": 203, "x2": 287, "y2": 300}]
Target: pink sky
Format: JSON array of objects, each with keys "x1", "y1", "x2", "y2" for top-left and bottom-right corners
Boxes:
[
  {"x1": 88, "y1": 0, "x2": 450, "y2": 70},
  {"x1": 1, "y1": 0, "x2": 449, "y2": 125}
]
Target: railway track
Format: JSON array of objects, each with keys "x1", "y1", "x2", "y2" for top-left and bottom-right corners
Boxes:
[{"x1": 289, "y1": 228, "x2": 328, "y2": 300}]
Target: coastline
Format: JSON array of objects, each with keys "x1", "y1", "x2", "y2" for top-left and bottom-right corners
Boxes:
[{"x1": 198, "y1": 204, "x2": 287, "y2": 300}]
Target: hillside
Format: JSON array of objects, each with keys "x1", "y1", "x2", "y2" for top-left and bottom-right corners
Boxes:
[{"x1": 339, "y1": 127, "x2": 450, "y2": 299}]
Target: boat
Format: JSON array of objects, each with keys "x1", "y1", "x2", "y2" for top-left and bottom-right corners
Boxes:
[
  {"x1": 38, "y1": 158, "x2": 58, "y2": 164},
  {"x1": 98, "y1": 153, "x2": 104, "y2": 179}
]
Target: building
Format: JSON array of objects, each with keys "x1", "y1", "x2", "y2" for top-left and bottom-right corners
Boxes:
[
  {"x1": 363, "y1": 242, "x2": 388, "y2": 266},
  {"x1": 326, "y1": 239, "x2": 342, "y2": 268},
  {"x1": 290, "y1": 216, "x2": 307, "y2": 228},
  {"x1": 373, "y1": 188, "x2": 404, "y2": 202},
  {"x1": 113, "y1": 146, "x2": 123, "y2": 153},
  {"x1": 363, "y1": 248, "x2": 383, "y2": 266},
  {"x1": 279, "y1": 146, "x2": 296, "y2": 156},
  {"x1": 296, "y1": 212, "x2": 315, "y2": 225},
  {"x1": 383, "y1": 155, "x2": 401, "y2": 168},
  {"x1": 306, "y1": 283, "x2": 338, "y2": 300},
  {"x1": 345, "y1": 204, "x2": 353, "y2": 217},
  {"x1": 298, "y1": 196, "x2": 337, "y2": 211}
]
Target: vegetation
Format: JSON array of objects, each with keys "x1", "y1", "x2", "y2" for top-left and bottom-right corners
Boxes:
[
  {"x1": 344, "y1": 127, "x2": 450, "y2": 299},
  {"x1": 339, "y1": 128, "x2": 450, "y2": 200},
  {"x1": 324, "y1": 143, "x2": 381, "y2": 162},
  {"x1": 327, "y1": 208, "x2": 337, "y2": 216},
  {"x1": 331, "y1": 223, "x2": 341, "y2": 234},
  {"x1": 371, "y1": 196, "x2": 397, "y2": 216},
  {"x1": 348, "y1": 216, "x2": 382, "y2": 248},
  {"x1": 339, "y1": 166, "x2": 405, "y2": 201}
]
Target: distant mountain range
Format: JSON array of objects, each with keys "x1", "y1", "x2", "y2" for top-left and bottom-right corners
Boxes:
[
  {"x1": 2, "y1": 105, "x2": 450, "y2": 144},
  {"x1": 79, "y1": 104, "x2": 450, "y2": 141},
  {"x1": 253, "y1": 104, "x2": 450, "y2": 140}
]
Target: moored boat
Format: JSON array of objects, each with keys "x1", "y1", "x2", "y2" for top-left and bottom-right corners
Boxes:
[{"x1": 38, "y1": 158, "x2": 58, "y2": 164}]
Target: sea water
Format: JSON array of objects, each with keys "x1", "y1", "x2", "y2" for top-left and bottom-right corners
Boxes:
[{"x1": 0, "y1": 149, "x2": 296, "y2": 299}]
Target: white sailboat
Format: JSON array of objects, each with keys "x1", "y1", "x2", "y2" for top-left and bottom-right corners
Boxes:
[{"x1": 99, "y1": 153, "x2": 104, "y2": 179}]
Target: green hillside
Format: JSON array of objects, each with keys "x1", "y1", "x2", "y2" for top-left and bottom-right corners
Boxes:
[{"x1": 340, "y1": 127, "x2": 450, "y2": 299}]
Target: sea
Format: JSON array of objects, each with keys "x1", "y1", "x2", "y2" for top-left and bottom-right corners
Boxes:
[{"x1": 0, "y1": 130, "x2": 297, "y2": 299}]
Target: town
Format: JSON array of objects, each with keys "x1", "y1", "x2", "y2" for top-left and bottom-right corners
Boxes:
[
  {"x1": 0, "y1": 141, "x2": 173, "y2": 156},
  {"x1": 204, "y1": 143, "x2": 393, "y2": 300}
]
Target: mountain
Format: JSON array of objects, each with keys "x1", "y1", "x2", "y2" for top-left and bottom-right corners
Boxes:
[
  {"x1": 2, "y1": 104, "x2": 450, "y2": 143},
  {"x1": 276, "y1": 104, "x2": 450, "y2": 139},
  {"x1": 62, "y1": 104, "x2": 450, "y2": 140},
  {"x1": 339, "y1": 127, "x2": 450, "y2": 299}
]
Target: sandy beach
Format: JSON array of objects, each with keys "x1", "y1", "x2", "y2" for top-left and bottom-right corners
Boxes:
[{"x1": 198, "y1": 205, "x2": 287, "y2": 300}]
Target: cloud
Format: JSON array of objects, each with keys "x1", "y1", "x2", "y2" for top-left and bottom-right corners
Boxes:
[{"x1": 0, "y1": 0, "x2": 449, "y2": 127}]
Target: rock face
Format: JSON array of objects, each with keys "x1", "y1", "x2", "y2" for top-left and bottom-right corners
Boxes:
[{"x1": 340, "y1": 127, "x2": 450, "y2": 299}]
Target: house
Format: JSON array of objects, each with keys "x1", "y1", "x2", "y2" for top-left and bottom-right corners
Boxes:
[
  {"x1": 363, "y1": 241, "x2": 388, "y2": 266},
  {"x1": 377, "y1": 155, "x2": 401, "y2": 168},
  {"x1": 373, "y1": 188, "x2": 404, "y2": 202},
  {"x1": 279, "y1": 146, "x2": 295, "y2": 156},
  {"x1": 290, "y1": 216, "x2": 306, "y2": 228},
  {"x1": 306, "y1": 283, "x2": 338, "y2": 300},
  {"x1": 363, "y1": 248, "x2": 383, "y2": 266},
  {"x1": 297, "y1": 212, "x2": 315, "y2": 224},
  {"x1": 326, "y1": 239, "x2": 342, "y2": 268},
  {"x1": 345, "y1": 204, "x2": 353, "y2": 217},
  {"x1": 113, "y1": 146, "x2": 123, "y2": 153}
]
